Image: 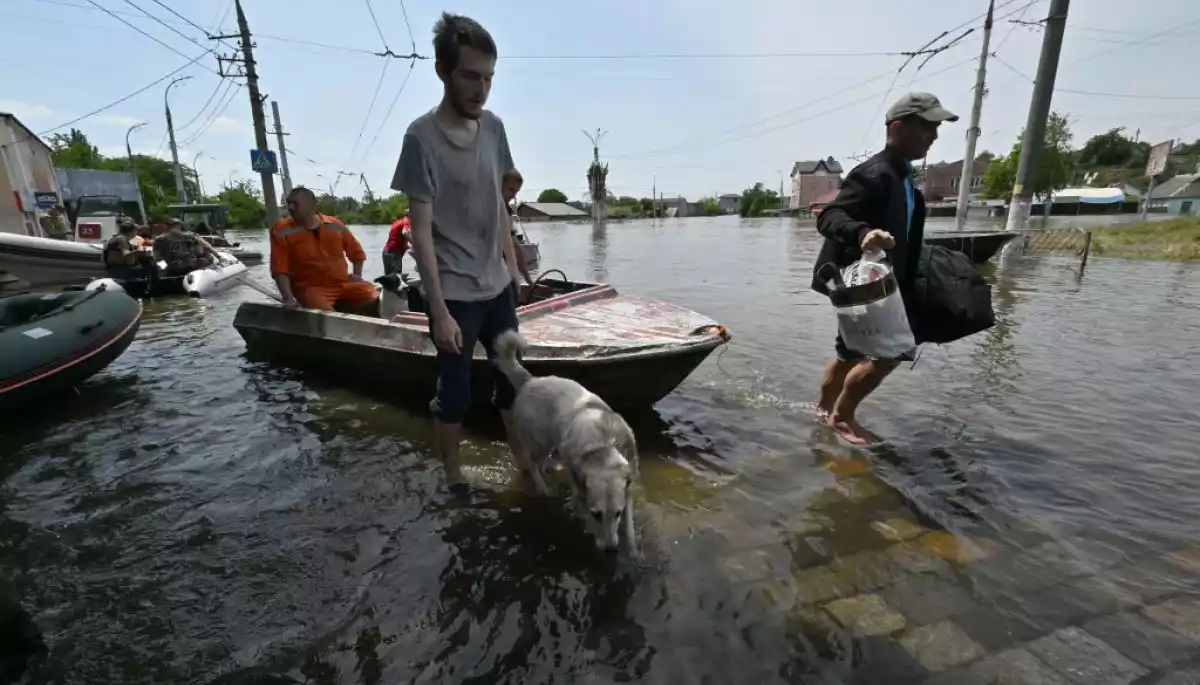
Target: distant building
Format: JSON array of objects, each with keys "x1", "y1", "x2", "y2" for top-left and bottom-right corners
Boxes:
[
  {"x1": 1147, "y1": 174, "x2": 1200, "y2": 215},
  {"x1": 516, "y1": 202, "x2": 591, "y2": 221},
  {"x1": 717, "y1": 193, "x2": 740, "y2": 214},
  {"x1": 0, "y1": 112, "x2": 61, "y2": 236},
  {"x1": 921, "y1": 158, "x2": 989, "y2": 202},
  {"x1": 661, "y1": 196, "x2": 689, "y2": 218},
  {"x1": 790, "y1": 157, "x2": 842, "y2": 210}
]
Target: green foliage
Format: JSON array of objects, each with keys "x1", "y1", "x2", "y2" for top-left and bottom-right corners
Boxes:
[
  {"x1": 976, "y1": 150, "x2": 996, "y2": 163},
  {"x1": 314, "y1": 191, "x2": 408, "y2": 225},
  {"x1": 537, "y1": 188, "x2": 568, "y2": 203},
  {"x1": 696, "y1": 197, "x2": 723, "y2": 216},
  {"x1": 213, "y1": 180, "x2": 266, "y2": 229},
  {"x1": 1076, "y1": 127, "x2": 1143, "y2": 169},
  {"x1": 48, "y1": 128, "x2": 201, "y2": 222},
  {"x1": 738, "y1": 182, "x2": 780, "y2": 217},
  {"x1": 982, "y1": 111, "x2": 1074, "y2": 201}
]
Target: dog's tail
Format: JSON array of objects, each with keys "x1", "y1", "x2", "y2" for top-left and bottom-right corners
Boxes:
[{"x1": 493, "y1": 329, "x2": 533, "y2": 391}]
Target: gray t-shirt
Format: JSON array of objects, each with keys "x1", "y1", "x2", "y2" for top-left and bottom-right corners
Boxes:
[{"x1": 390, "y1": 109, "x2": 514, "y2": 302}]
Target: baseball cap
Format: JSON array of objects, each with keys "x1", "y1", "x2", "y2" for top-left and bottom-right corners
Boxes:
[{"x1": 885, "y1": 92, "x2": 959, "y2": 124}]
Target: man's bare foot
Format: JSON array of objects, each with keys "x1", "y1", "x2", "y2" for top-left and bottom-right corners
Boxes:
[{"x1": 828, "y1": 413, "x2": 880, "y2": 445}]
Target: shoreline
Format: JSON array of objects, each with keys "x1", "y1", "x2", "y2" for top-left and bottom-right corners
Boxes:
[{"x1": 1089, "y1": 217, "x2": 1200, "y2": 261}]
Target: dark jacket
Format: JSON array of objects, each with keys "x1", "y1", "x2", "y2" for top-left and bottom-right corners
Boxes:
[{"x1": 811, "y1": 150, "x2": 925, "y2": 295}]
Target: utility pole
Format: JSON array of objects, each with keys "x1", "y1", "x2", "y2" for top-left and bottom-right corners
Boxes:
[
  {"x1": 1004, "y1": 0, "x2": 1070, "y2": 235},
  {"x1": 165, "y1": 75, "x2": 192, "y2": 204},
  {"x1": 955, "y1": 0, "x2": 994, "y2": 231},
  {"x1": 583, "y1": 128, "x2": 608, "y2": 225},
  {"x1": 191, "y1": 151, "x2": 207, "y2": 198},
  {"x1": 125, "y1": 122, "x2": 148, "y2": 223},
  {"x1": 651, "y1": 173, "x2": 657, "y2": 219},
  {"x1": 777, "y1": 170, "x2": 785, "y2": 206},
  {"x1": 214, "y1": 0, "x2": 279, "y2": 225},
  {"x1": 270, "y1": 100, "x2": 293, "y2": 198}
]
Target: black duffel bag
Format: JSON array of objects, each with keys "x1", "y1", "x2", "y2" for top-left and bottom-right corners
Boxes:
[{"x1": 907, "y1": 244, "x2": 995, "y2": 345}]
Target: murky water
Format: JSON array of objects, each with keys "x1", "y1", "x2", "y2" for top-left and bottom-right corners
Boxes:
[{"x1": 2, "y1": 217, "x2": 1198, "y2": 684}]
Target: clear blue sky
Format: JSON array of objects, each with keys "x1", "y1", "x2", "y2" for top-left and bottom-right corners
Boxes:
[{"x1": 3, "y1": 0, "x2": 1198, "y2": 202}]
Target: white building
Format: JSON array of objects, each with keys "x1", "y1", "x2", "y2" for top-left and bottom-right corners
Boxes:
[{"x1": 0, "y1": 112, "x2": 61, "y2": 236}]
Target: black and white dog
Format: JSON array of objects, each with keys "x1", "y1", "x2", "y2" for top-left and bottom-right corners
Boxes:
[{"x1": 493, "y1": 329, "x2": 639, "y2": 554}]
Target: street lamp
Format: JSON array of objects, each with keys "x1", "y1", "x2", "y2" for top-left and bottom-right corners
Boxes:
[
  {"x1": 165, "y1": 75, "x2": 192, "y2": 203},
  {"x1": 125, "y1": 122, "x2": 148, "y2": 222},
  {"x1": 776, "y1": 170, "x2": 785, "y2": 207},
  {"x1": 191, "y1": 151, "x2": 208, "y2": 198}
]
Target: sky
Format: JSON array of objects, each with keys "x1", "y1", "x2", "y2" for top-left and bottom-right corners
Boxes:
[{"x1": 3, "y1": 0, "x2": 1199, "y2": 203}]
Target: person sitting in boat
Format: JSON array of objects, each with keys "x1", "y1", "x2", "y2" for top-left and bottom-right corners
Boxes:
[
  {"x1": 153, "y1": 219, "x2": 220, "y2": 277},
  {"x1": 103, "y1": 217, "x2": 160, "y2": 285},
  {"x1": 40, "y1": 204, "x2": 72, "y2": 240},
  {"x1": 382, "y1": 210, "x2": 410, "y2": 274},
  {"x1": 271, "y1": 186, "x2": 379, "y2": 314},
  {"x1": 501, "y1": 168, "x2": 533, "y2": 285}
]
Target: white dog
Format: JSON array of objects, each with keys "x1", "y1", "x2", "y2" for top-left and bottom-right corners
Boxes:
[{"x1": 493, "y1": 329, "x2": 639, "y2": 554}]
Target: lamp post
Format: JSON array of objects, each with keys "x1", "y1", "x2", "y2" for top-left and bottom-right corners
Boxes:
[
  {"x1": 125, "y1": 122, "x2": 148, "y2": 222},
  {"x1": 165, "y1": 75, "x2": 192, "y2": 203},
  {"x1": 191, "y1": 151, "x2": 208, "y2": 198}
]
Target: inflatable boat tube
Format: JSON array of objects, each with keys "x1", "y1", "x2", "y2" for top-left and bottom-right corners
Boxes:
[
  {"x1": 0, "y1": 288, "x2": 142, "y2": 410},
  {"x1": 184, "y1": 258, "x2": 248, "y2": 297}
]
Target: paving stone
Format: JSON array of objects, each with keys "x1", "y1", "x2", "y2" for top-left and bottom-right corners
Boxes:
[
  {"x1": 1083, "y1": 611, "x2": 1200, "y2": 669},
  {"x1": 840, "y1": 477, "x2": 885, "y2": 504},
  {"x1": 1167, "y1": 547, "x2": 1200, "y2": 574},
  {"x1": 825, "y1": 457, "x2": 873, "y2": 479},
  {"x1": 1026, "y1": 626, "x2": 1150, "y2": 684},
  {"x1": 887, "y1": 543, "x2": 953, "y2": 577},
  {"x1": 923, "y1": 647, "x2": 1074, "y2": 685},
  {"x1": 1101, "y1": 559, "x2": 1199, "y2": 604},
  {"x1": 870, "y1": 518, "x2": 928, "y2": 543},
  {"x1": 721, "y1": 546, "x2": 789, "y2": 584},
  {"x1": 899, "y1": 620, "x2": 986, "y2": 672},
  {"x1": 795, "y1": 565, "x2": 856, "y2": 605},
  {"x1": 880, "y1": 574, "x2": 979, "y2": 627},
  {"x1": 918, "y1": 531, "x2": 998, "y2": 565},
  {"x1": 1145, "y1": 599, "x2": 1200, "y2": 641},
  {"x1": 1154, "y1": 666, "x2": 1200, "y2": 685},
  {"x1": 824, "y1": 594, "x2": 907, "y2": 637},
  {"x1": 831, "y1": 549, "x2": 904, "y2": 593},
  {"x1": 950, "y1": 602, "x2": 1046, "y2": 652},
  {"x1": 788, "y1": 604, "x2": 847, "y2": 662},
  {"x1": 842, "y1": 635, "x2": 930, "y2": 684}
]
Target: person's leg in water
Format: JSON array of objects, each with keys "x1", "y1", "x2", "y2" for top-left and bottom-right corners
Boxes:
[
  {"x1": 817, "y1": 358, "x2": 856, "y2": 418},
  {"x1": 430, "y1": 299, "x2": 486, "y2": 494},
  {"x1": 829, "y1": 358, "x2": 900, "y2": 445},
  {"x1": 477, "y1": 286, "x2": 538, "y2": 490}
]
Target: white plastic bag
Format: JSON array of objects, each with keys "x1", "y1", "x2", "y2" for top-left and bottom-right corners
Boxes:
[{"x1": 825, "y1": 250, "x2": 915, "y2": 359}]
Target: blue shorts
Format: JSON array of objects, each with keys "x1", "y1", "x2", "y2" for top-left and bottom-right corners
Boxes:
[{"x1": 430, "y1": 285, "x2": 519, "y2": 423}]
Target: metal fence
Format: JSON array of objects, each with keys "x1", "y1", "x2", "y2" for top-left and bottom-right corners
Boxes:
[{"x1": 1014, "y1": 226, "x2": 1094, "y2": 270}]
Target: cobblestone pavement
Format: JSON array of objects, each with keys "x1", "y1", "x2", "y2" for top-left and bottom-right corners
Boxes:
[{"x1": 651, "y1": 447, "x2": 1200, "y2": 684}]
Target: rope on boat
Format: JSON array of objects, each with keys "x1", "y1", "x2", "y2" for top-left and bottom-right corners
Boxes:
[{"x1": 689, "y1": 324, "x2": 733, "y2": 376}]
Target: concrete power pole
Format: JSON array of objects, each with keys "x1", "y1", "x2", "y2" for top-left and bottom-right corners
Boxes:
[
  {"x1": 955, "y1": 0, "x2": 994, "y2": 231},
  {"x1": 1004, "y1": 0, "x2": 1070, "y2": 235},
  {"x1": 271, "y1": 100, "x2": 293, "y2": 198},
  {"x1": 583, "y1": 128, "x2": 608, "y2": 225},
  {"x1": 165, "y1": 75, "x2": 192, "y2": 204},
  {"x1": 231, "y1": 0, "x2": 278, "y2": 225}
]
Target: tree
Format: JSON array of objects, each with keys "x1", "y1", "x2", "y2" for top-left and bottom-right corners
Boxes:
[
  {"x1": 981, "y1": 111, "x2": 1074, "y2": 201},
  {"x1": 976, "y1": 150, "x2": 996, "y2": 163},
  {"x1": 738, "y1": 182, "x2": 780, "y2": 217},
  {"x1": 696, "y1": 197, "x2": 722, "y2": 216},
  {"x1": 214, "y1": 180, "x2": 266, "y2": 229},
  {"x1": 48, "y1": 128, "x2": 104, "y2": 168},
  {"x1": 537, "y1": 188, "x2": 568, "y2": 203},
  {"x1": 1077, "y1": 127, "x2": 1138, "y2": 169}
]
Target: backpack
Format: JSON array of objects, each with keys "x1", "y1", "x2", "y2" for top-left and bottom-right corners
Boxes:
[{"x1": 908, "y1": 245, "x2": 995, "y2": 345}]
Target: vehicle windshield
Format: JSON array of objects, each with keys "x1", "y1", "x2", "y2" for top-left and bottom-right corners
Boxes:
[
  {"x1": 177, "y1": 208, "x2": 226, "y2": 232},
  {"x1": 76, "y1": 196, "x2": 123, "y2": 216}
]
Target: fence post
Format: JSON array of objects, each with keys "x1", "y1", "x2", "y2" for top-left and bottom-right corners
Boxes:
[{"x1": 1079, "y1": 229, "x2": 1092, "y2": 273}]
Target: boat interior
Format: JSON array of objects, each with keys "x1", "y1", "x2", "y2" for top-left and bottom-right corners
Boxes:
[{"x1": 386, "y1": 269, "x2": 596, "y2": 317}]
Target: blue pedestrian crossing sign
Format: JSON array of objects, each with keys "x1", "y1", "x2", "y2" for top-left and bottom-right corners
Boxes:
[{"x1": 249, "y1": 149, "x2": 278, "y2": 174}]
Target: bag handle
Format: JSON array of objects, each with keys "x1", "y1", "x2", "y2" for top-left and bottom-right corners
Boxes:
[{"x1": 815, "y1": 262, "x2": 846, "y2": 295}]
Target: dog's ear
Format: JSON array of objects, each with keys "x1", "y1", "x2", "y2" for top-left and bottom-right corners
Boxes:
[{"x1": 569, "y1": 464, "x2": 587, "y2": 493}]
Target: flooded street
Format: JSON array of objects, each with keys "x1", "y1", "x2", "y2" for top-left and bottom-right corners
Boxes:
[{"x1": 3, "y1": 216, "x2": 1199, "y2": 684}]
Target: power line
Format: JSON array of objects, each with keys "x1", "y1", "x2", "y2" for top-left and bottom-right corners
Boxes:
[
  {"x1": 1065, "y1": 16, "x2": 1200, "y2": 67},
  {"x1": 83, "y1": 0, "x2": 219, "y2": 75},
  {"x1": 361, "y1": 58, "x2": 418, "y2": 162},
  {"x1": 341, "y1": 60, "x2": 393, "y2": 175},
  {"x1": 177, "y1": 78, "x2": 233, "y2": 132},
  {"x1": 177, "y1": 82, "x2": 242, "y2": 147},
  {"x1": 4, "y1": 51, "x2": 213, "y2": 150},
  {"x1": 994, "y1": 55, "x2": 1200, "y2": 100},
  {"x1": 362, "y1": 0, "x2": 390, "y2": 52},
  {"x1": 399, "y1": 0, "x2": 416, "y2": 53},
  {"x1": 120, "y1": 0, "x2": 210, "y2": 52}
]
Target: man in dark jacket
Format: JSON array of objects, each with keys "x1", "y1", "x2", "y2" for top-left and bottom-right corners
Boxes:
[{"x1": 812, "y1": 92, "x2": 958, "y2": 444}]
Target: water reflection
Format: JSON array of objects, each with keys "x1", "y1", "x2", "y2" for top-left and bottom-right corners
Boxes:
[{"x1": 589, "y1": 222, "x2": 608, "y2": 282}]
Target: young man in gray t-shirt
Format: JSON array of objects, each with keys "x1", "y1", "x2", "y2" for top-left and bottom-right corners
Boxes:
[{"x1": 391, "y1": 12, "x2": 532, "y2": 493}]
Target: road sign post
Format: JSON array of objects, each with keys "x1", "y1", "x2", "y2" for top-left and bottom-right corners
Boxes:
[{"x1": 1141, "y1": 140, "x2": 1173, "y2": 220}]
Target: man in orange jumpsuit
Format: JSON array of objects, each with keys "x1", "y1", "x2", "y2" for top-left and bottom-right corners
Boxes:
[{"x1": 270, "y1": 186, "x2": 379, "y2": 314}]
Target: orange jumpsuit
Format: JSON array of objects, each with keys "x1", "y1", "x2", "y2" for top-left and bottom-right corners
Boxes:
[{"x1": 269, "y1": 214, "x2": 377, "y2": 311}]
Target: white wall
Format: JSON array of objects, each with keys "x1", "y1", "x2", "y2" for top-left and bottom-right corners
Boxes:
[{"x1": 0, "y1": 116, "x2": 60, "y2": 236}]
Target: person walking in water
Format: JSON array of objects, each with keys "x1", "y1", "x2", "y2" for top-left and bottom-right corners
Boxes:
[
  {"x1": 813, "y1": 92, "x2": 958, "y2": 444},
  {"x1": 391, "y1": 12, "x2": 530, "y2": 492}
]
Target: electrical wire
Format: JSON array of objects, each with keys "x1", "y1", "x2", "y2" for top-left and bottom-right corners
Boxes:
[
  {"x1": 994, "y1": 55, "x2": 1200, "y2": 100},
  {"x1": 176, "y1": 78, "x2": 233, "y2": 132},
  {"x1": 177, "y1": 82, "x2": 242, "y2": 147},
  {"x1": 83, "y1": 0, "x2": 220, "y2": 74},
  {"x1": 362, "y1": 0, "x2": 390, "y2": 52},
  {"x1": 1065, "y1": 16, "x2": 1200, "y2": 67},
  {"x1": 120, "y1": 0, "x2": 210, "y2": 52},
  {"x1": 399, "y1": 0, "x2": 416, "y2": 52},
  {"x1": 341, "y1": 60, "x2": 392, "y2": 173},
  {"x1": 359, "y1": 58, "x2": 417, "y2": 162}
]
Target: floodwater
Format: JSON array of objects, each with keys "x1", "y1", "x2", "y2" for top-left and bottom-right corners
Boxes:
[{"x1": 2, "y1": 216, "x2": 1198, "y2": 684}]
